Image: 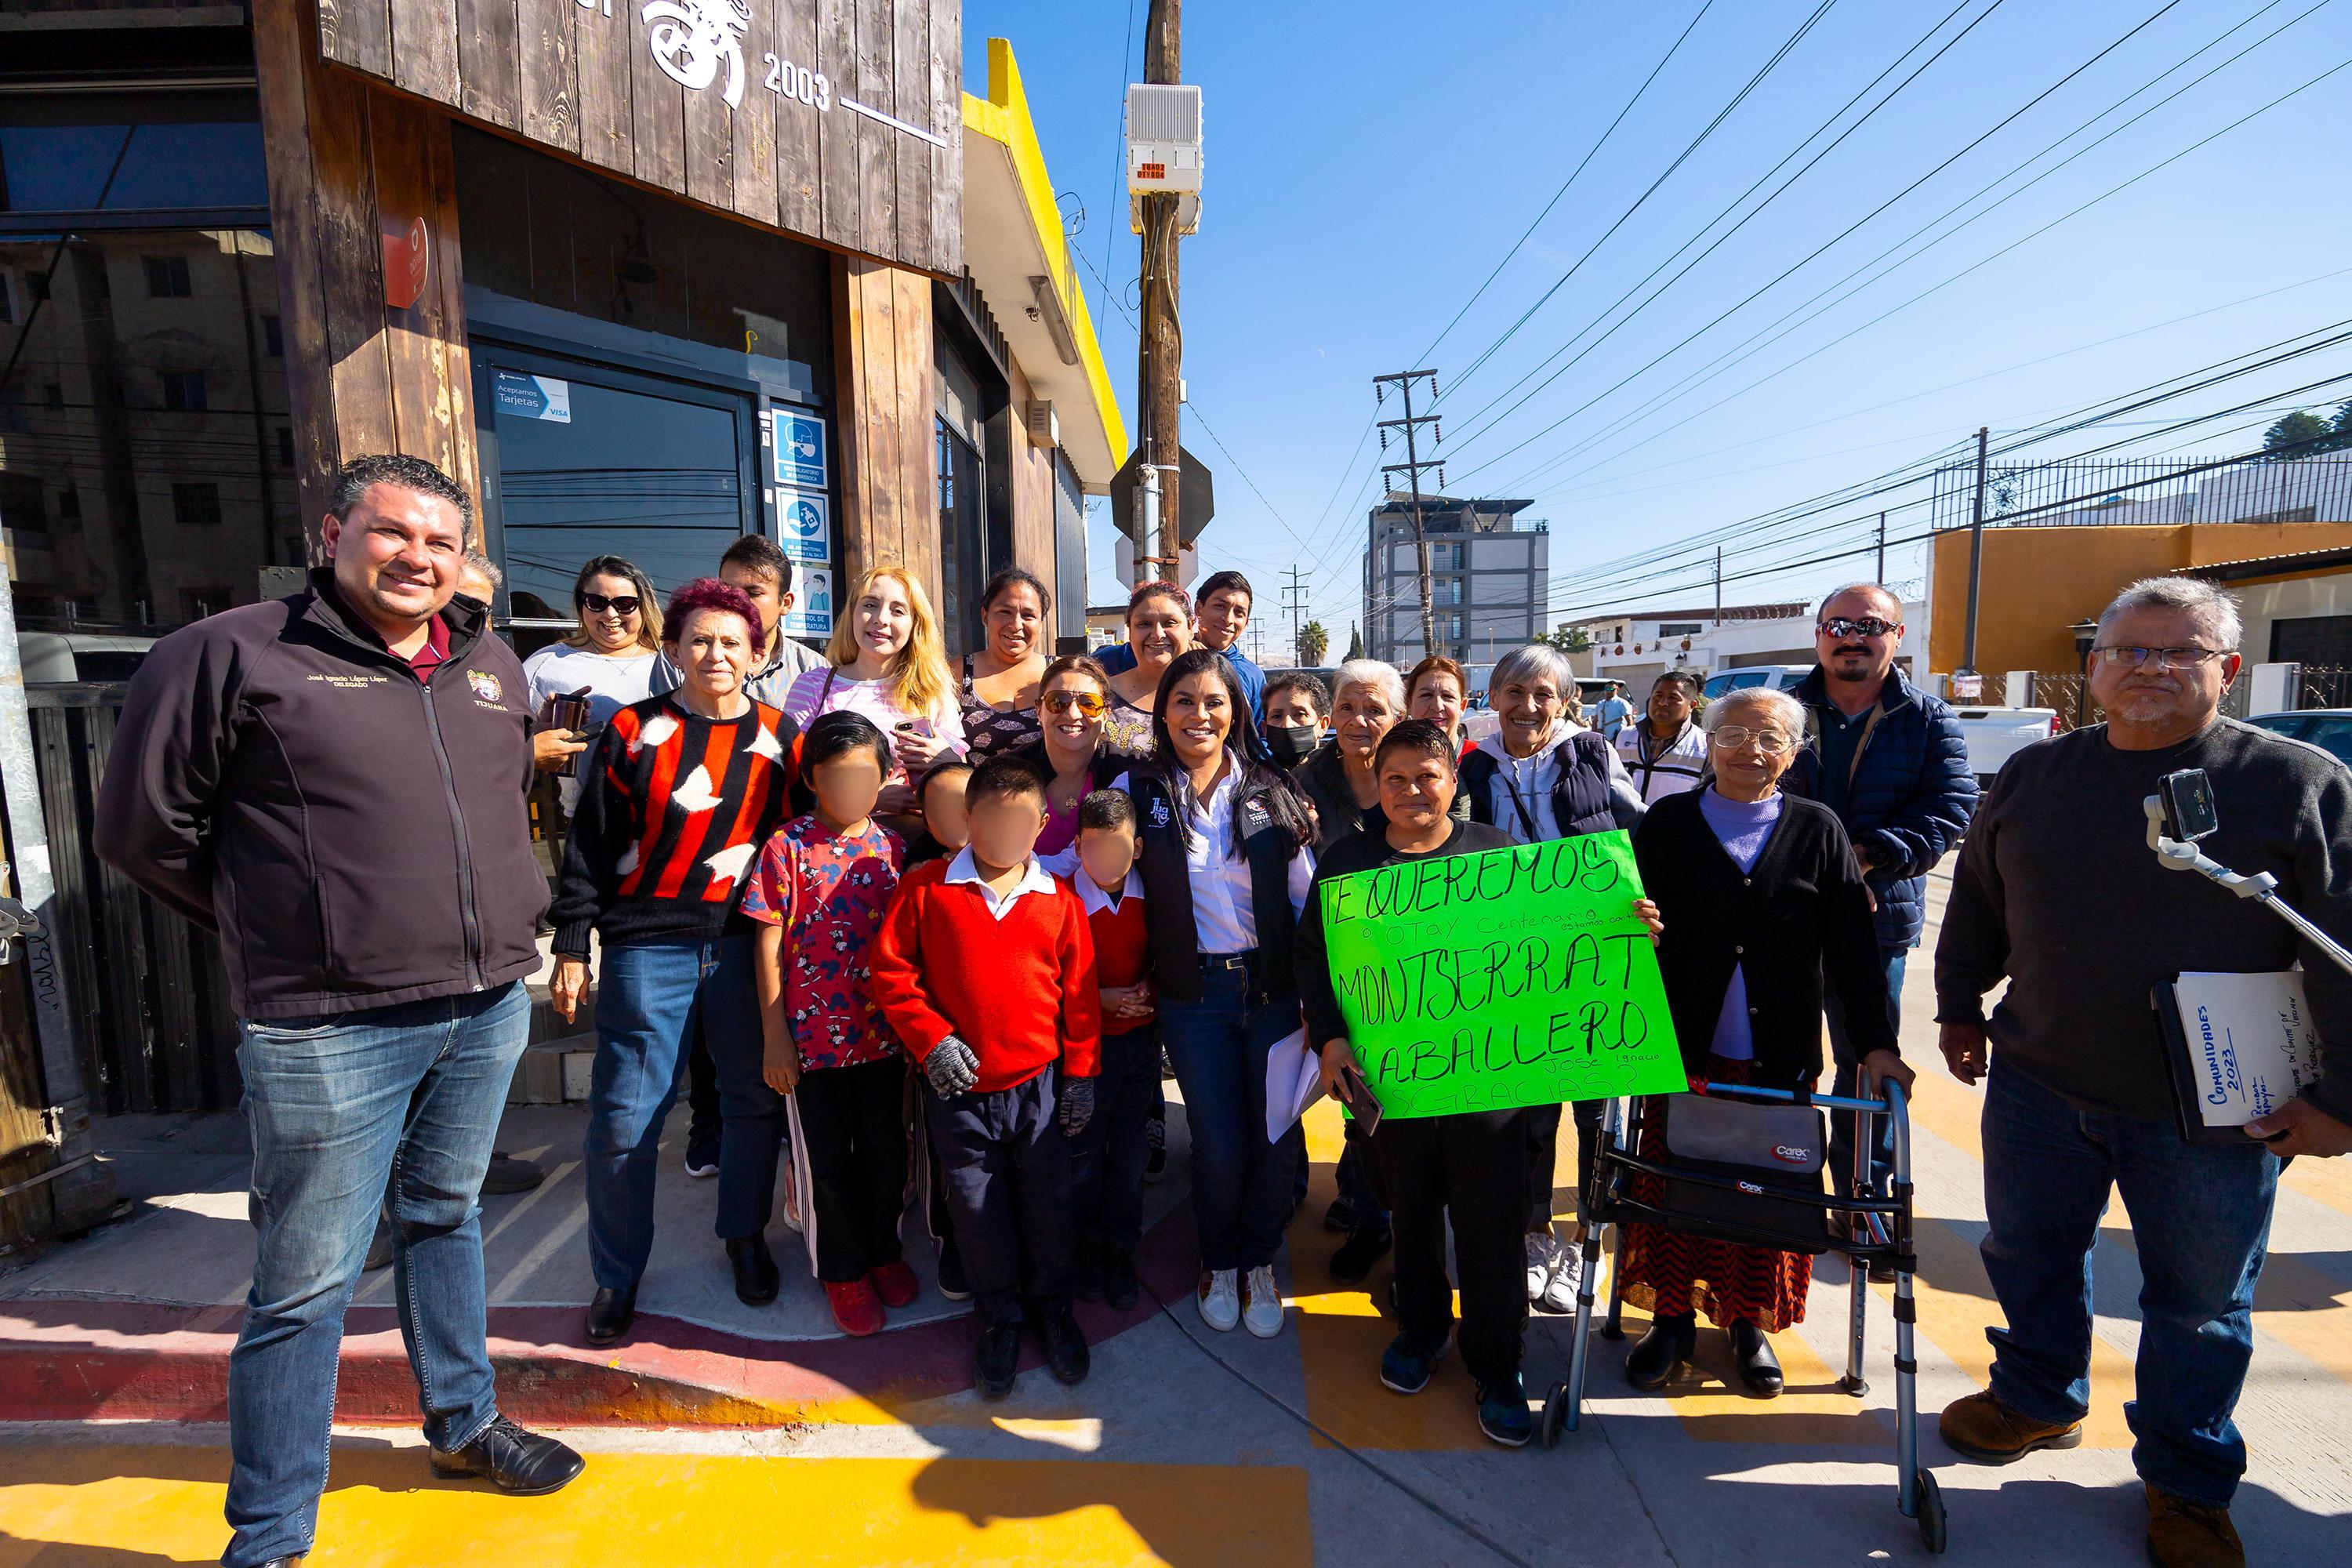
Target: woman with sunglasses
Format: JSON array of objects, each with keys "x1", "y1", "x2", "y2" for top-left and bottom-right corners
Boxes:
[
  {"x1": 523, "y1": 557, "x2": 667, "y2": 817},
  {"x1": 1011, "y1": 654, "x2": 1128, "y2": 858}
]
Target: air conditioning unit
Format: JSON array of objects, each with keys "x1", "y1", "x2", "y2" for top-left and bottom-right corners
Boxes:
[
  {"x1": 1125, "y1": 84, "x2": 1203, "y2": 194},
  {"x1": 1025, "y1": 399, "x2": 1059, "y2": 449}
]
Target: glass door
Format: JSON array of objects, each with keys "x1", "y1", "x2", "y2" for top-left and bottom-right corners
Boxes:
[{"x1": 473, "y1": 348, "x2": 760, "y2": 657}]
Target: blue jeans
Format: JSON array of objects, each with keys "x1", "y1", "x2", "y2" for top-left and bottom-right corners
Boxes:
[
  {"x1": 1826, "y1": 946, "x2": 1906, "y2": 1194},
  {"x1": 224, "y1": 982, "x2": 530, "y2": 1567},
  {"x1": 1158, "y1": 966, "x2": 1301, "y2": 1272},
  {"x1": 1978, "y1": 1055, "x2": 2278, "y2": 1506},
  {"x1": 583, "y1": 935, "x2": 762, "y2": 1291}
]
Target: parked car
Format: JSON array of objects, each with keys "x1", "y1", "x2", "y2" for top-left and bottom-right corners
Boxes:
[
  {"x1": 1700, "y1": 664, "x2": 2054, "y2": 785},
  {"x1": 19, "y1": 632, "x2": 157, "y2": 684},
  {"x1": 2249, "y1": 710, "x2": 2352, "y2": 768},
  {"x1": 1700, "y1": 665, "x2": 1814, "y2": 702}
]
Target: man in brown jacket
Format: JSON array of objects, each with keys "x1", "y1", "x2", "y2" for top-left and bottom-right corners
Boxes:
[{"x1": 98, "y1": 454, "x2": 582, "y2": 1568}]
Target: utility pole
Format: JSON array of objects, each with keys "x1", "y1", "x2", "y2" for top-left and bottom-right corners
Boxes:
[
  {"x1": 1713, "y1": 546, "x2": 1722, "y2": 627},
  {"x1": 1374, "y1": 368, "x2": 1443, "y2": 659},
  {"x1": 1280, "y1": 566, "x2": 1308, "y2": 665},
  {"x1": 1875, "y1": 511, "x2": 1887, "y2": 583},
  {"x1": 1138, "y1": 0, "x2": 1183, "y2": 578},
  {"x1": 1961, "y1": 424, "x2": 1991, "y2": 677}
]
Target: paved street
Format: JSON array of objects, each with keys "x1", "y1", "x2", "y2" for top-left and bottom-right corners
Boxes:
[{"x1": 2, "y1": 866, "x2": 2347, "y2": 1566}]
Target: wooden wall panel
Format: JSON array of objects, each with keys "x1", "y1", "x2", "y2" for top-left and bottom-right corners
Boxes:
[
  {"x1": 888, "y1": 265, "x2": 937, "y2": 604},
  {"x1": 1006, "y1": 358, "x2": 1055, "y2": 581},
  {"x1": 831, "y1": 256, "x2": 938, "y2": 606},
  {"x1": 516, "y1": 0, "x2": 575, "y2": 150},
  {"x1": 257, "y1": 0, "x2": 481, "y2": 547},
  {"x1": 317, "y1": 0, "x2": 956, "y2": 275}
]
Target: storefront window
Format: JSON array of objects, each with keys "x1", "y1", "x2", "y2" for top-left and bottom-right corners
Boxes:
[
  {"x1": 452, "y1": 129, "x2": 831, "y2": 402},
  {"x1": 1, "y1": 85, "x2": 285, "y2": 644}
]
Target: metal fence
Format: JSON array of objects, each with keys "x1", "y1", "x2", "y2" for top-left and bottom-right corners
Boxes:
[
  {"x1": 1931, "y1": 453, "x2": 2352, "y2": 534},
  {"x1": 27, "y1": 684, "x2": 239, "y2": 1115},
  {"x1": 2298, "y1": 665, "x2": 2352, "y2": 710}
]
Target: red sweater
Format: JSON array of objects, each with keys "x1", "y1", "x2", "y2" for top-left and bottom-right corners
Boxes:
[
  {"x1": 869, "y1": 859, "x2": 1102, "y2": 1089},
  {"x1": 1078, "y1": 883, "x2": 1153, "y2": 1036}
]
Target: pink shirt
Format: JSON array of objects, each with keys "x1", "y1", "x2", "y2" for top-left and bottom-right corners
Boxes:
[{"x1": 781, "y1": 667, "x2": 969, "y2": 789}]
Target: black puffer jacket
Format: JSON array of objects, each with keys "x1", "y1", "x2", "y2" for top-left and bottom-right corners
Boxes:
[{"x1": 96, "y1": 571, "x2": 545, "y2": 1019}]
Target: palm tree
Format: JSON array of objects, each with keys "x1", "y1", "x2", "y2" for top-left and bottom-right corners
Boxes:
[{"x1": 1298, "y1": 619, "x2": 1329, "y2": 666}]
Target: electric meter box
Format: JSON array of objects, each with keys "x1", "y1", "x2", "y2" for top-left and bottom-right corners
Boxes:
[{"x1": 1124, "y1": 83, "x2": 1203, "y2": 194}]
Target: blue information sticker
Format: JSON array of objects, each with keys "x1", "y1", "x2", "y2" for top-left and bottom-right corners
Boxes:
[
  {"x1": 776, "y1": 488, "x2": 829, "y2": 561},
  {"x1": 773, "y1": 409, "x2": 828, "y2": 488},
  {"x1": 783, "y1": 566, "x2": 833, "y2": 637},
  {"x1": 492, "y1": 371, "x2": 570, "y2": 423}
]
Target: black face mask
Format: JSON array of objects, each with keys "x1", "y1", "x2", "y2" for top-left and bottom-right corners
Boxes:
[{"x1": 1264, "y1": 724, "x2": 1319, "y2": 768}]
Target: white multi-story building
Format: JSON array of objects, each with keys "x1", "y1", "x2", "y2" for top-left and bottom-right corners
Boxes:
[
  {"x1": 1568, "y1": 597, "x2": 1931, "y2": 691},
  {"x1": 1364, "y1": 492, "x2": 1549, "y2": 665}
]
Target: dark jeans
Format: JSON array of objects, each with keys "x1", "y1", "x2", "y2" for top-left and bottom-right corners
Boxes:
[
  {"x1": 1378, "y1": 1107, "x2": 1531, "y2": 1385},
  {"x1": 1979, "y1": 1056, "x2": 2278, "y2": 1506},
  {"x1": 1826, "y1": 947, "x2": 1907, "y2": 1193},
  {"x1": 790, "y1": 1055, "x2": 908, "y2": 1282},
  {"x1": 685, "y1": 1020, "x2": 723, "y2": 1153},
  {"x1": 1526, "y1": 1099, "x2": 1604, "y2": 1232},
  {"x1": 1335, "y1": 1123, "x2": 1389, "y2": 1235},
  {"x1": 583, "y1": 935, "x2": 763, "y2": 1291},
  {"x1": 1158, "y1": 966, "x2": 1301, "y2": 1272},
  {"x1": 1073, "y1": 1022, "x2": 1160, "y2": 1251},
  {"x1": 224, "y1": 983, "x2": 530, "y2": 1568},
  {"x1": 927, "y1": 1065, "x2": 1074, "y2": 1327}
]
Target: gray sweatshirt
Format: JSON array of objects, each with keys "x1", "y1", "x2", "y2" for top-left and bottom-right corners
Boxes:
[{"x1": 1935, "y1": 717, "x2": 2352, "y2": 1124}]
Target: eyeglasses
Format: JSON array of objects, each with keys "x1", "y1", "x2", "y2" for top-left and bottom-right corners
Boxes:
[
  {"x1": 580, "y1": 593, "x2": 641, "y2": 617},
  {"x1": 1817, "y1": 616, "x2": 1897, "y2": 640},
  {"x1": 1042, "y1": 690, "x2": 1107, "y2": 717},
  {"x1": 2092, "y1": 644, "x2": 2225, "y2": 671},
  {"x1": 1711, "y1": 725, "x2": 1794, "y2": 754}
]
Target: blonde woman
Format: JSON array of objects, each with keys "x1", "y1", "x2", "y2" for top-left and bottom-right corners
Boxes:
[{"x1": 783, "y1": 564, "x2": 967, "y2": 820}]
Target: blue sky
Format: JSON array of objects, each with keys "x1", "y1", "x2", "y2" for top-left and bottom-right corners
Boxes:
[{"x1": 964, "y1": 0, "x2": 2352, "y2": 659}]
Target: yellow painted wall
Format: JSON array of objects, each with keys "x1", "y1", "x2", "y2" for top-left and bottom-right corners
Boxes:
[{"x1": 1929, "y1": 520, "x2": 2352, "y2": 673}]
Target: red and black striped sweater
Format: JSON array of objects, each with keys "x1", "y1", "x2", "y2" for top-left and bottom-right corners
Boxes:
[{"x1": 550, "y1": 694, "x2": 799, "y2": 956}]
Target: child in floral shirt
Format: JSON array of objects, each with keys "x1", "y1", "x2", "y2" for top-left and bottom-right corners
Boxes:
[{"x1": 744, "y1": 710, "x2": 911, "y2": 1336}]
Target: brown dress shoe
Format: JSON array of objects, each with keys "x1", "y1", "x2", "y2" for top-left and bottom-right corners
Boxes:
[
  {"x1": 2146, "y1": 1483, "x2": 2244, "y2": 1568},
  {"x1": 1938, "y1": 1388, "x2": 2084, "y2": 1462}
]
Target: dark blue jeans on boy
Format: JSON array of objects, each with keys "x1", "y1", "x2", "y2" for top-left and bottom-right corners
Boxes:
[
  {"x1": 1977, "y1": 1055, "x2": 2278, "y2": 1506},
  {"x1": 1073, "y1": 1021, "x2": 1160, "y2": 1251},
  {"x1": 927, "y1": 1065, "x2": 1075, "y2": 1327},
  {"x1": 583, "y1": 935, "x2": 768, "y2": 1291}
]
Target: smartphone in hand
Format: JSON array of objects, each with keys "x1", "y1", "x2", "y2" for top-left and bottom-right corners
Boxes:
[{"x1": 1334, "y1": 1062, "x2": 1384, "y2": 1136}]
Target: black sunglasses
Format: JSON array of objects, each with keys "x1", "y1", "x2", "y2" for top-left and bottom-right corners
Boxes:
[
  {"x1": 1817, "y1": 616, "x2": 1896, "y2": 639},
  {"x1": 580, "y1": 592, "x2": 641, "y2": 617}
]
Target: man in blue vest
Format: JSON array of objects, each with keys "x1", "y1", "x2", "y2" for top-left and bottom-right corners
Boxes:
[{"x1": 1784, "y1": 584, "x2": 1976, "y2": 1207}]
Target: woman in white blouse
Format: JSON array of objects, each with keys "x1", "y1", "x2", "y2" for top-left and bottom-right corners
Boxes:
[
  {"x1": 782, "y1": 565, "x2": 967, "y2": 831},
  {"x1": 1117, "y1": 648, "x2": 1317, "y2": 1341}
]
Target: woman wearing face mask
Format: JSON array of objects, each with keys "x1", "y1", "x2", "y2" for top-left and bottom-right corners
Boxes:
[
  {"x1": 548, "y1": 579, "x2": 800, "y2": 1345},
  {"x1": 783, "y1": 566, "x2": 967, "y2": 830},
  {"x1": 1011, "y1": 654, "x2": 1129, "y2": 858},
  {"x1": 1260, "y1": 672, "x2": 1329, "y2": 771},
  {"x1": 1102, "y1": 582, "x2": 1195, "y2": 754},
  {"x1": 1292, "y1": 660, "x2": 1406, "y2": 856},
  {"x1": 959, "y1": 568, "x2": 1051, "y2": 763},
  {"x1": 1116, "y1": 648, "x2": 1317, "y2": 1340},
  {"x1": 1460, "y1": 642, "x2": 1650, "y2": 1319}
]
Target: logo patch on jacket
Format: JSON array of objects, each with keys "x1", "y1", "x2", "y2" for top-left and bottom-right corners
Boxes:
[
  {"x1": 1149, "y1": 797, "x2": 1171, "y2": 829},
  {"x1": 467, "y1": 670, "x2": 503, "y2": 704}
]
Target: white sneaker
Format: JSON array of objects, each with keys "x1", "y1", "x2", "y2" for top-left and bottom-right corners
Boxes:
[
  {"x1": 1198, "y1": 1268, "x2": 1240, "y2": 1332},
  {"x1": 1525, "y1": 1232, "x2": 1555, "y2": 1303},
  {"x1": 1242, "y1": 1265, "x2": 1285, "y2": 1338},
  {"x1": 1541, "y1": 1239, "x2": 1584, "y2": 1314}
]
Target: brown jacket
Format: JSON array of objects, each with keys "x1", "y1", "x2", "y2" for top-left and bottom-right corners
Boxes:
[{"x1": 96, "y1": 571, "x2": 545, "y2": 1019}]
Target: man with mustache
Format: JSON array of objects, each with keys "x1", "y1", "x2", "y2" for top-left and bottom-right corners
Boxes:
[{"x1": 1784, "y1": 583, "x2": 1976, "y2": 1210}]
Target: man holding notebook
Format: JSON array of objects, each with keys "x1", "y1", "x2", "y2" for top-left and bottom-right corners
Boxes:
[{"x1": 1933, "y1": 576, "x2": 2352, "y2": 1568}]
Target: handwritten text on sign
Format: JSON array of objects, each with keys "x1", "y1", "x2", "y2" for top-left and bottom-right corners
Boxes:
[{"x1": 1319, "y1": 832, "x2": 1686, "y2": 1118}]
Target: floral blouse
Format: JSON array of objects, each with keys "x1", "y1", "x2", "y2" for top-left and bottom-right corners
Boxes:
[
  {"x1": 739, "y1": 815, "x2": 905, "y2": 1071},
  {"x1": 958, "y1": 653, "x2": 1043, "y2": 762}
]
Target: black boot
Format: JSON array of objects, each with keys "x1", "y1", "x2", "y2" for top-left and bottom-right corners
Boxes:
[
  {"x1": 974, "y1": 1323, "x2": 1021, "y2": 1400},
  {"x1": 429, "y1": 1416, "x2": 585, "y2": 1496},
  {"x1": 1102, "y1": 1244, "x2": 1140, "y2": 1312},
  {"x1": 584, "y1": 1285, "x2": 636, "y2": 1345},
  {"x1": 1729, "y1": 1318, "x2": 1784, "y2": 1397},
  {"x1": 1329, "y1": 1226, "x2": 1392, "y2": 1287},
  {"x1": 1625, "y1": 1312, "x2": 1696, "y2": 1391},
  {"x1": 728, "y1": 1234, "x2": 779, "y2": 1305},
  {"x1": 1040, "y1": 1304, "x2": 1091, "y2": 1385}
]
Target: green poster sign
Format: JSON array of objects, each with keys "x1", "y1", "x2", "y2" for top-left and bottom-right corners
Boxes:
[{"x1": 1317, "y1": 831, "x2": 1688, "y2": 1119}]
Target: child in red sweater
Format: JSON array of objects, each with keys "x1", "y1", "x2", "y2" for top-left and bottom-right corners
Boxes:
[
  {"x1": 869, "y1": 756, "x2": 1100, "y2": 1399},
  {"x1": 1065, "y1": 789, "x2": 1156, "y2": 1312}
]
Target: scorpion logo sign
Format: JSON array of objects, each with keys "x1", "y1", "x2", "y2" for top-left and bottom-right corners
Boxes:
[{"x1": 642, "y1": 0, "x2": 751, "y2": 109}]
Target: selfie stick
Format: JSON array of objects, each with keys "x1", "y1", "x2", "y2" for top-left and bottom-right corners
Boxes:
[{"x1": 2143, "y1": 797, "x2": 2352, "y2": 978}]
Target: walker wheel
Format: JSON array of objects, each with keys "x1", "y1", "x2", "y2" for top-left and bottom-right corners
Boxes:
[
  {"x1": 1915, "y1": 1468, "x2": 1947, "y2": 1555},
  {"x1": 1540, "y1": 1382, "x2": 1570, "y2": 1449}
]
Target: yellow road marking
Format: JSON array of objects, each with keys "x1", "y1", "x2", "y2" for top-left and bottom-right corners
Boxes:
[{"x1": 0, "y1": 1449, "x2": 1314, "y2": 1566}]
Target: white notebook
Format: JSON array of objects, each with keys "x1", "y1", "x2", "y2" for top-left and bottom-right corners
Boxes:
[{"x1": 2169, "y1": 971, "x2": 2326, "y2": 1127}]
